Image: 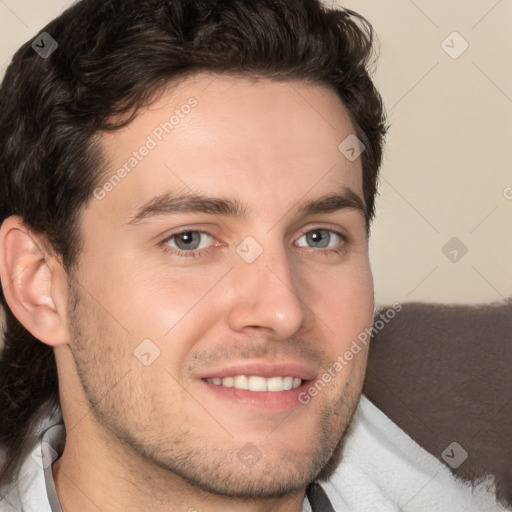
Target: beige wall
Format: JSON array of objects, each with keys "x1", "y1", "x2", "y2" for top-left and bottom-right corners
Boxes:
[
  {"x1": 0, "y1": 1, "x2": 511, "y2": 308},
  {"x1": 336, "y1": 1, "x2": 512, "y2": 305}
]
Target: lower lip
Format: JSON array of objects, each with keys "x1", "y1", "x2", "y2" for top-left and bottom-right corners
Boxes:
[{"x1": 200, "y1": 379, "x2": 314, "y2": 411}]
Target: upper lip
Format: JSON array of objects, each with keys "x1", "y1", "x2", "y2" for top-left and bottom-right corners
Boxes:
[{"x1": 195, "y1": 361, "x2": 318, "y2": 381}]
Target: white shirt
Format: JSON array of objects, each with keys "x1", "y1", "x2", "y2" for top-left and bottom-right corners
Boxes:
[{"x1": 1, "y1": 395, "x2": 509, "y2": 511}]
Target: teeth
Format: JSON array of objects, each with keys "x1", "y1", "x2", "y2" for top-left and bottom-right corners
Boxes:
[
  {"x1": 283, "y1": 376, "x2": 293, "y2": 391},
  {"x1": 233, "y1": 375, "x2": 248, "y2": 390},
  {"x1": 206, "y1": 375, "x2": 303, "y2": 392},
  {"x1": 267, "y1": 376, "x2": 283, "y2": 392},
  {"x1": 248, "y1": 376, "x2": 267, "y2": 392},
  {"x1": 221, "y1": 376, "x2": 234, "y2": 387}
]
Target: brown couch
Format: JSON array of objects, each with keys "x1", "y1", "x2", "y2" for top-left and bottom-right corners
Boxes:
[{"x1": 364, "y1": 300, "x2": 512, "y2": 508}]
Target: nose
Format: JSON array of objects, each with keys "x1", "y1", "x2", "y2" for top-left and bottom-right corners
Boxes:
[{"x1": 226, "y1": 246, "x2": 313, "y2": 340}]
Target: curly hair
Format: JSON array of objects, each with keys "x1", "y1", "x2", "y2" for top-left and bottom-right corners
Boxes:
[{"x1": 0, "y1": 0, "x2": 387, "y2": 486}]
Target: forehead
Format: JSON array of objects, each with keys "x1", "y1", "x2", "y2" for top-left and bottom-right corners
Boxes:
[{"x1": 93, "y1": 73, "x2": 363, "y2": 223}]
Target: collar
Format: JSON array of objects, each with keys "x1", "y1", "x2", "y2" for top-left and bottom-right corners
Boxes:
[{"x1": 306, "y1": 482, "x2": 336, "y2": 512}]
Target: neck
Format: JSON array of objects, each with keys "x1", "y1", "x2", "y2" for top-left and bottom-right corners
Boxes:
[{"x1": 51, "y1": 424, "x2": 307, "y2": 512}]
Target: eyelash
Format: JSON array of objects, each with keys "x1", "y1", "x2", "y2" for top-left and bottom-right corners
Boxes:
[{"x1": 160, "y1": 228, "x2": 347, "y2": 259}]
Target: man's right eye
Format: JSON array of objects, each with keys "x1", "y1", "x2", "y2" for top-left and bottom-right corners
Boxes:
[{"x1": 164, "y1": 231, "x2": 214, "y2": 252}]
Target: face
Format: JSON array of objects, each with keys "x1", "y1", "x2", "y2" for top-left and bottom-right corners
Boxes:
[{"x1": 65, "y1": 74, "x2": 374, "y2": 498}]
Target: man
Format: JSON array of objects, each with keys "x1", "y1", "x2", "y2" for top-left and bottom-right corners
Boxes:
[{"x1": 0, "y1": 1, "x2": 507, "y2": 511}]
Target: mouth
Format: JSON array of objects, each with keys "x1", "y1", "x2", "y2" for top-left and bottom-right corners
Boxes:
[
  {"x1": 203, "y1": 375, "x2": 303, "y2": 392},
  {"x1": 196, "y1": 362, "x2": 317, "y2": 411}
]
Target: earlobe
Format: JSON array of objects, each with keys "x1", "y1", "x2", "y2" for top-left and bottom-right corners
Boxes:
[{"x1": 0, "y1": 215, "x2": 69, "y2": 347}]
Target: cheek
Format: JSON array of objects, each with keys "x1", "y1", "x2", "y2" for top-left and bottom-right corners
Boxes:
[
  {"x1": 80, "y1": 249, "x2": 229, "y2": 342},
  {"x1": 314, "y1": 262, "x2": 374, "y2": 335}
]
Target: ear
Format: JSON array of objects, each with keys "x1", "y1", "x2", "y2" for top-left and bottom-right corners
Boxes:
[{"x1": 0, "y1": 215, "x2": 70, "y2": 346}]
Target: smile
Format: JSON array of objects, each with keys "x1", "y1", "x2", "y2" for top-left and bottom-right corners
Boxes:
[{"x1": 204, "y1": 375, "x2": 303, "y2": 392}]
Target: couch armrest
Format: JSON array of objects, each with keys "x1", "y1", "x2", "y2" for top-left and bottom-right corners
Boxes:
[{"x1": 363, "y1": 300, "x2": 512, "y2": 507}]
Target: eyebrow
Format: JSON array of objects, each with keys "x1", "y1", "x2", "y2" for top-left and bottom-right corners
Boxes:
[
  {"x1": 296, "y1": 188, "x2": 366, "y2": 218},
  {"x1": 126, "y1": 187, "x2": 367, "y2": 225}
]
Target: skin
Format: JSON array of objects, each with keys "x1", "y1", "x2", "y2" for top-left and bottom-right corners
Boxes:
[{"x1": 0, "y1": 73, "x2": 374, "y2": 512}]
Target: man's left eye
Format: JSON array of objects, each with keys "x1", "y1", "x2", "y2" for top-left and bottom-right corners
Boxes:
[
  {"x1": 296, "y1": 229, "x2": 342, "y2": 249},
  {"x1": 166, "y1": 231, "x2": 213, "y2": 251}
]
